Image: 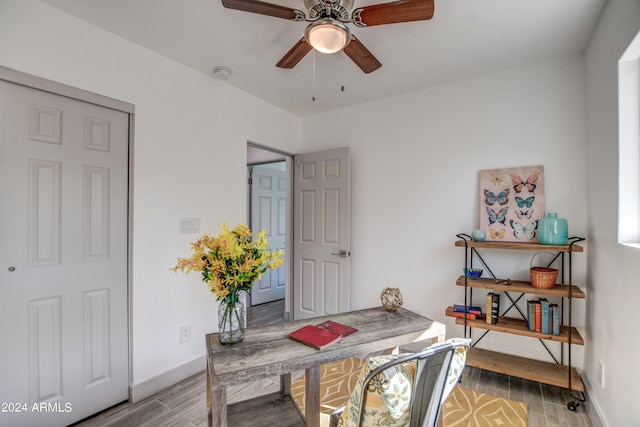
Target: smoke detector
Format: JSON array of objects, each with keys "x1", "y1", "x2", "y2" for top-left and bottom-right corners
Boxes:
[{"x1": 212, "y1": 66, "x2": 232, "y2": 80}]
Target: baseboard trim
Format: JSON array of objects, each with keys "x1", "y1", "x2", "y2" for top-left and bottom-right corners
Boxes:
[
  {"x1": 130, "y1": 354, "x2": 206, "y2": 402},
  {"x1": 582, "y1": 378, "x2": 605, "y2": 427}
]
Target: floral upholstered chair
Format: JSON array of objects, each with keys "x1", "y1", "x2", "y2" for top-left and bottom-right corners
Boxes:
[{"x1": 329, "y1": 338, "x2": 471, "y2": 427}]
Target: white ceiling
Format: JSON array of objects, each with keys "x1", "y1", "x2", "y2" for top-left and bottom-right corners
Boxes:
[{"x1": 41, "y1": 0, "x2": 606, "y2": 117}]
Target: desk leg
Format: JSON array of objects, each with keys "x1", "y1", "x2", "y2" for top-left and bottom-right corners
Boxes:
[
  {"x1": 206, "y1": 360, "x2": 227, "y2": 427},
  {"x1": 305, "y1": 365, "x2": 320, "y2": 427},
  {"x1": 206, "y1": 360, "x2": 212, "y2": 426},
  {"x1": 210, "y1": 387, "x2": 227, "y2": 427},
  {"x1": 280, "y1": 372, "x2": 292, "y2": 397}
]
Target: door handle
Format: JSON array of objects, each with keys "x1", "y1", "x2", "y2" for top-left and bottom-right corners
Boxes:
[{"x1": 331, "y1": 250, "x2": 350, "y2": 257}]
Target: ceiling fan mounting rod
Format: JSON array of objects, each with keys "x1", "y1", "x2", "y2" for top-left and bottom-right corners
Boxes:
[
  {"x1": 304, "y1": 0, "x2": 352, "y2": 21},
  {"x1": 289, "y1": 11, "x2": 349, "y2": 24}
]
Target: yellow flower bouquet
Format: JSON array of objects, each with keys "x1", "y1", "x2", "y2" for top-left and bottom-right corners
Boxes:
[
  {"x1": 173, "y1": 223, "x2": 284, "y2": 344},
  {"x1": 172, "y1": 223, "x2": 284, "y2": 304}
]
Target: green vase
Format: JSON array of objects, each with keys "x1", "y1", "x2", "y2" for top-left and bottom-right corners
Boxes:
[
  {"x1": 538, "y1": 213, "x2": 568, "y2": 245},
  {"x1": 218, "y1": 301, "x2": 245, "y2": 344}
]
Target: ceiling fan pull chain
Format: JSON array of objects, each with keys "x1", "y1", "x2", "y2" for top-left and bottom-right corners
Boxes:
[
  {"x1": 312, "y1": 49, "x2": 316, "y2": 101},
  {"x1": 341, "y1": 54, "x2": 345, "y2": 92}
]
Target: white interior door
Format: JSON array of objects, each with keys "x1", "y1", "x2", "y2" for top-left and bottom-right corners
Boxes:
[
  {"x1": 0, "y1": 81, "x2": 129, "y2": 426},
  {"x1": 250, "y1": 165, "x2": 286, "y2": 306},
  {"x1": 293, "y1": 147, "x2": 350, "y2": 320}
]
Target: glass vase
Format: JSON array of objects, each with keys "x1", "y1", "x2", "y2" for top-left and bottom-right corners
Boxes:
[
  {"x1": 218, "y1": 301, "x2": 245, "y2": 344},
  {"x1": 538, "y1": 213, "x2": 568, "y2": 245}
]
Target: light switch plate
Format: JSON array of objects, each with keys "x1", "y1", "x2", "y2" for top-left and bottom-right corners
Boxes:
[{"x1": 179, "y1": 218, "x2": 200, "y2": 234}]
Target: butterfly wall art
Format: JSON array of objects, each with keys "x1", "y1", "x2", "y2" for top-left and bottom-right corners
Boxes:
[{"x1": 479, "y1": 166, "x2": 545, "y2": 242}]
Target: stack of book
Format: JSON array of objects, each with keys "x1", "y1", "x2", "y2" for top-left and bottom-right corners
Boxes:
[
  {"x1": 445, "y1": 304, "x2": 485, "y2": 321},
  {"x1": 527, "y1": 299, "x2": 560, "y2": 335},
  {"x1": 486, "y1": 293, "x2": 500, "y2": 324}
]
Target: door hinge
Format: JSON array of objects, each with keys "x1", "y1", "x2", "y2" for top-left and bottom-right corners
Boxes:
[{"x1": 248, "y1": 177, "x2": 253, "y2": 185}]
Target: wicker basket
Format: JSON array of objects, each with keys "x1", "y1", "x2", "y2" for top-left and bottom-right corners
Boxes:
[{"x1": 530, "y1": 252, "x2": 559, "y2": 289}]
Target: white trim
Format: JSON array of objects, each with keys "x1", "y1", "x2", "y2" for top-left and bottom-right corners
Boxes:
[
  {"x1": 247, "y1": 140, "x2": 294, "y2": 158},
  {"x1": 129, "y1": 355, "x2": 206, "y2": 402},
  {"x1": 127, "y1": 113, "x2": 136, "y2": 400},
  {"x1": 583, "y1": 380, "x2": 606, "y2": 427},
  {"x1": 0, "y1": 65, "x2": 134, "y2": 114},
  {"x1": 618, "y1": 30, "x2": 640, "y2": 244}
]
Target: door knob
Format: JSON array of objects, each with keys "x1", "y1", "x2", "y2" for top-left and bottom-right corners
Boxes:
[
  {"x1": 331, "y1": 250, "x2": 350, "y2": 257},
  {"x1": 8, "y1": 266, "x2": 15, "y2": 272}
]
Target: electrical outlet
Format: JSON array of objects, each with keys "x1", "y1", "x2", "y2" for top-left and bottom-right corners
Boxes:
[
  {"x1": 180, "y1": 324, "x2": 191, "y2": 343},
  {"x1": 598, "y1": 361, "x2": 605, "y2": 388}
]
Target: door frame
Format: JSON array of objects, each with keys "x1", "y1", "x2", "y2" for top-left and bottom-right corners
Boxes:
[
  {"x1": 247, "y1": 142, "x2": 294, "y2": 320},
  {"x1": 0, "y1": 65, "x2": 135, "y2": 396}
]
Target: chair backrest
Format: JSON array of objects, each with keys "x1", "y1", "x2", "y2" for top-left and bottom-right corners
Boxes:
[{"x1": 356, "y1": 339, "x2": 470, "y2": 427}]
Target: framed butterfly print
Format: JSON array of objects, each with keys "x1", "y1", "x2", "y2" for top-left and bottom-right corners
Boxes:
[{"x1": 479, "y1": 165, "x2": 545, "y2": 242}]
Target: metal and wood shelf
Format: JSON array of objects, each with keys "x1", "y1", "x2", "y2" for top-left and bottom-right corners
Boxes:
[
  {"x1": 465, "y1": 348, "x2": 583, "y2": 391},
  {"x1": 454, "y1": 234, "x2": 586, "y2": 409}
]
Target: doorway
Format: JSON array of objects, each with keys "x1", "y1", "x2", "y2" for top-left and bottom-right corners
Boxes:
[
  {"x1": 246, "y1": 144, "x2": 352, "y2": 323},
  {"x1": 249, "y1": 163, "x2": 286, "y2": 305},
  {"x1": 247, "y1": 144, "x2": 292, "y2": 322}
]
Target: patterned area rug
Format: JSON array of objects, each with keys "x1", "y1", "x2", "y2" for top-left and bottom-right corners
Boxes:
[
  {"x1": 441, "y1": 386, "x2": 528, "y2": 427},
  {"x1": 291, "y1": 357, "x2": 528, "y2": 427},
  {"x1": 291, "y1": 357, "x2": 364, "y2": 420}
]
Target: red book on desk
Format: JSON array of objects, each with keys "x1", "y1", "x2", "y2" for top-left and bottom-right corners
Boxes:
[
  {"x1": 315, "y1": 320, "x2": 359, "y2": 337},
  {"x1": 288, "y1": 325, "x2": 342, "y2": 350}
]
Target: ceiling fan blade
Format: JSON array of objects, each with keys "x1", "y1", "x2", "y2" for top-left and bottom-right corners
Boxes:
[
  {"x1": 221, "y1": 0, "x2": 303, "y2": 20},
  {"x1": 343, "y1": 36, "x2": 382, "y2": 74},
  {"x1": 276, "y1": 38, "x2": 312, "y2": 69},
  {"x1": 353, "y1": 0, "x2": 434, "y2": 27}
]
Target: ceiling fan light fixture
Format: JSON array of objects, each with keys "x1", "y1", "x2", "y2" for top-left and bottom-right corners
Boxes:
[{"x1": 305, "y1": 19, "x2": 351, "y2": 54}]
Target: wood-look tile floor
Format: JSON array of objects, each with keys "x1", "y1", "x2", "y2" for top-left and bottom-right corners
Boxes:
[
  {"x1": 73, "y1": 300, "x2": 593, "y2": 427},
  {"x1": 458, "y1": 366, "x2": 592, "y2": 427}
]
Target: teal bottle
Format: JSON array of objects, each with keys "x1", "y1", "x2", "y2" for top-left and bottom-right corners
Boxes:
[{"x1": 538, "y1": 213, "x2": 568, "y2": 245}]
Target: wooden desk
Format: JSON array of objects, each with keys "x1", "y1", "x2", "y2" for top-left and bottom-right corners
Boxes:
[{"x1": 206, "y1": 307, "x2": 446, "y2": 427}]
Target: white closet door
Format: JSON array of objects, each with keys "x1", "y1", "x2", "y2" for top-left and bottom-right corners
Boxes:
[{"x1": 0, "y1": 81, "x2": 129, "y2": 426}]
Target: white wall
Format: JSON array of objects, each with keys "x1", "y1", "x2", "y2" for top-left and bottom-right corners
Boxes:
[
  {"x1": 301, "y1": 53, "x2": 592, "y2": 392},
  {"x1": 585, "y1": 0, "x2": 640, "y2": 425},
  {"x1": 0, "y1": 0, "x2": 301, "y2": 397}
]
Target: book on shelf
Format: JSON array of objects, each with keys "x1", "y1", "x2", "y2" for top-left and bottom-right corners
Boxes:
[
  {"x1": 491, "y1": 293, "x2": 500, "y2": 324},
  {"x1": 535, "y1": 301, "x2": 542, "y2": 332},
  {"x1": 527, "y1": 300, "x2": 537, "y2": 331},
  {"x1": 525, "y1": 299, "x2": 562, "y2": 337},
  {"x1": 485, "y1": 293, "x2": 499, "y2": 325},
  {"x1": 551, "y1": 303, "x2": 560, "y2": 336},
  {"x1": 452, "y1": 304, "x2": 483, "y2": 315},
  {"x1": 540, "y1": 298, "x2": 550, "y2": 334},
  {"x1": 485, "y1": 293, "x2": 493, "y2": 325},
  {"x1": 445, "y1": 306, "x2": 484, "y2": 321},
  {"x1": 288, "y1": 320, "x2": 359, "y2": 350}
]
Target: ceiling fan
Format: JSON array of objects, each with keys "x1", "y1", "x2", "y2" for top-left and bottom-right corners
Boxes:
[{"x1": 221, "y1": 0, "x2": 435, "y2": 73}]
